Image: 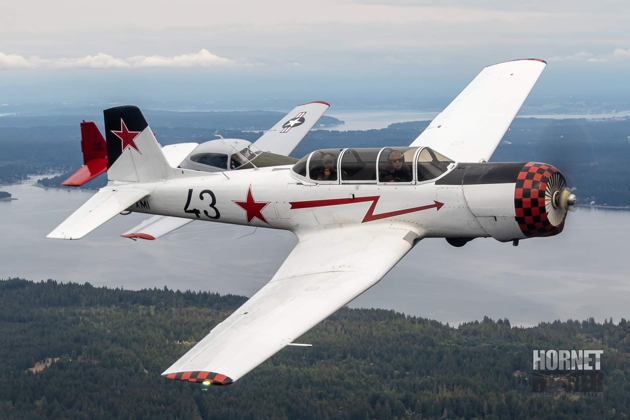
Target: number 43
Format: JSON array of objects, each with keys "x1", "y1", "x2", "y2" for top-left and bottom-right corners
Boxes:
[{"x1": 184, "y1": 189, "x2": 221, "y2": 220}]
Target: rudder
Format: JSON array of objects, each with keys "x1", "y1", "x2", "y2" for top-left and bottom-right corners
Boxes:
[
  {"x1": 61, "y1": 121, "x2": 108, "y2": 186},
  {"x1": 104, "y1": 106, "x2": 172, "y2": 182}
]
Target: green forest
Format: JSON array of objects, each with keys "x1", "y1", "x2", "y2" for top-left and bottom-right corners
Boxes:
[{"x1": 0, "y1": 279, "x2": 628, "y2": 420}]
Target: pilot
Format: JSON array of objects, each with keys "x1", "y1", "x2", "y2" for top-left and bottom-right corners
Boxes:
[
  {"x1": 380, "y1": 150, "x2": 412, "y2": 182},
  {"x1": 314, "y1": 152, "x2": 338, "y2": 181}
]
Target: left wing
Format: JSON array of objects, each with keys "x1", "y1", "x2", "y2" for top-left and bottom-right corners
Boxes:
[
  {"x1": 162, "y1": 224, "x2": 421, "y2": 385},
  {"x1": 253, "y1": 101, "x2": 330, "y2": 156},
  {"x1": 410, "y1": 58, "x2": 546, "y2": 163}
]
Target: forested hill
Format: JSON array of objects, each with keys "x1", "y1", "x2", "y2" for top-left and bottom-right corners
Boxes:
[{"x1": 1, "y1": 279, "x2": 629, "y2": 420}]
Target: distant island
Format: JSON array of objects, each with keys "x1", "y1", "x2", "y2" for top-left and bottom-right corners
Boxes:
[{"x1": 0, "y1": 191, "x2": 15, "y2": 201}]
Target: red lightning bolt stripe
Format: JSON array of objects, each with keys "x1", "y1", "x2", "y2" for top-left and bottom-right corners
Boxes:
[{"x1": 289, "y1": 196, "x2": 444, "y2": 223}]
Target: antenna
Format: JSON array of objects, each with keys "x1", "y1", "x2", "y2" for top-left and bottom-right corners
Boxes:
[{"x1": 229, "y1": 143, "x2": 259, "y2": 170}]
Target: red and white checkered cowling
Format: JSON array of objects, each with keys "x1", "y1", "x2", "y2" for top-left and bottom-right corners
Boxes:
[{"x1": 514, "y1": 162, "x2": 566, "y2": 238}]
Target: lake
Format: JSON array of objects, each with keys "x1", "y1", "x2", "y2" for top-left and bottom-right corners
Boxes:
[
  {"x1": 323, "y1": 109, "x2": 630, "y2": 131},
  {"x1": 1, "y1": 178, "x2": 628, "y2": 328}
]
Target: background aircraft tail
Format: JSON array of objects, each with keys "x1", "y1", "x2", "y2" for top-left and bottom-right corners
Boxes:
[{"x1": 61, "y1": 121, "x2": 108, "y2": 186}]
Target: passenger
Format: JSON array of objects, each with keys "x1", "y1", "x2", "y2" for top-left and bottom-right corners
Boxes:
[
  {"x1": 380, "y1": 150, "x2": 412, "y2": 182},
  {"x1": 314, "y1": 153, "x2": 338, "y2": 181}
]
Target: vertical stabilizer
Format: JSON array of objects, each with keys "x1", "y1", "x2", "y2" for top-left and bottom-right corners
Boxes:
[
  {"x1": 61, "y1": 121, "x2": 108, "y2": 186},
  {"x1": 104, "y1": 106, "x2": 172, "y2": 182}
]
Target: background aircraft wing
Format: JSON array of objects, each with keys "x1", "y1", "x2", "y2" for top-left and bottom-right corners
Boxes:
[
  {"x1": 253, "y1": 101, "x2": 330, "y2": 156},
  {"x1": 121, "y1": 215, "x2": 194, "y2": 240},
  {"x1": 161, "y1": 143, "x2": 199, "y2": 168},
  {"x1": 162, "y1": 224, "x2": 420, "y2": 385},
  {"x1": 410, "y1": 59, "x2": 546, "y2": 163}
]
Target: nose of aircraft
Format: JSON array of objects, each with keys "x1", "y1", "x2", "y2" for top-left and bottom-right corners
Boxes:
[{"x1": 514, "y1": 162, "x2": 576, "y2": 237}]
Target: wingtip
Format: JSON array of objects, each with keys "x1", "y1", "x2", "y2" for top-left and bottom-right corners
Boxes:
[
  {"x1": 298, "y1": 100, "x2": 330, "y2": 107},
  {"x1": 162, "y1": 371, "x2": 234, "y2": 386},
  {"x1": 120, "y1": 233, "x2": 156, "y2": 240},
  {"x1": 46, "y1": 231, "x2": 71, "y2": 240},
  {"x1": 487, "y1": 58, "x2": 547, "y2": 67}
]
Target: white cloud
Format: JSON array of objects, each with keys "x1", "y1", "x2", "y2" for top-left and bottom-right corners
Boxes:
[
  {"x1": 548, "y1": 51, "x2": 593, "y2": 62},
  {"x1": 0, "y1": 52, "x2": 38, "y2": 69},
  {"x1": 546, "y1": 49, "x2": 630, "y2": 63},
  {"x1": 613, "y1": 48, "x2": 630, "y2": 59},
  {"x1": 0, "y1": 49, "x2": 243, "y2": 70},
  {"x1": 127, "y1": 49, "x2": 237, "y2": 68}
]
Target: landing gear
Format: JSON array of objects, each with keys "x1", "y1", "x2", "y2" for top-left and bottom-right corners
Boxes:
[{"x1": 446, "y1": 238, "x2": 471, "y2": 248}]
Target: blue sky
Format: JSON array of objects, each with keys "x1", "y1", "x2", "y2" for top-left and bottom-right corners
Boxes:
[{"x1": 1, "y1": 0, "x2": 629, "y2": 107}]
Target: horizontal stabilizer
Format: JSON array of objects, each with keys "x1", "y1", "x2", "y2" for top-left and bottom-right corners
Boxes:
[
  {"x1": 62, "y1": 159, "x2": 107, "y2": 186},
  {"x1": 121, "y1": 215, "x2": 194, "y2": 240},
  {"x1": 47, "y1": 188, "x2": 149, "y2": 240}
]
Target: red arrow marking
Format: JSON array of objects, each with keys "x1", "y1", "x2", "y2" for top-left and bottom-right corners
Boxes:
[{"x1": 289, "y1": 196, "x2": 444, "y2": 223}]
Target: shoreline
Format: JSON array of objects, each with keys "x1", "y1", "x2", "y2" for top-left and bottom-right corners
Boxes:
[{"x1": 577, "y1": 204, "x2": 630, "y2": 211}]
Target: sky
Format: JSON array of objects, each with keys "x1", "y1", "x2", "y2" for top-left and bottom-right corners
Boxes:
[{"x1": 1, "y1": 0, "x2": 630, "y2": 106}]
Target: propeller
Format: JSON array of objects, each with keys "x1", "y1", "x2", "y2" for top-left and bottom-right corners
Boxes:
[{"x1": 545, "y1": 172, "x2": 578, "y2": 226}]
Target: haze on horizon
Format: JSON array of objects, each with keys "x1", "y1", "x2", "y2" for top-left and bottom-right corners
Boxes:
[{"x1": 1, "y1": 0, "x2": 630, "y2": 107}]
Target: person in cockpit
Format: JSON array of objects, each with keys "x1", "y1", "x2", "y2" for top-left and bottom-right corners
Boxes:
[
  {"x1": 380, "y1": 150, "x2": 412, "y2": 182},
  {"x1": 314, "y1": 152, "x2": 338, "y2": 181}
]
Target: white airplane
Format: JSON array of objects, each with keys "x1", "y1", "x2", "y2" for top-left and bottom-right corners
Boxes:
[{"x1": 49, "y1": 58, "x2": 576, "y2": 386}]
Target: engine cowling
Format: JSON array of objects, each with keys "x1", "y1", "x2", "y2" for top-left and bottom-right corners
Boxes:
[
  {"x1": 437, "y1": 162, "x2": 576, "y2": 242},
  {"x1": 514, "y1": 162, "x2": 571, "y2": 238}
]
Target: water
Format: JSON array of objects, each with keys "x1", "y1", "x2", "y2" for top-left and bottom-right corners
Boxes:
[
  {"x1": 1, "y1": 179, "x2": 629, "y2": 327},
  {"x1": 325, "y1": 110, "x2": 439, "y2": 131},
  {"x1": 323, "y1": 110, "x2": 630, "y2": 131}
]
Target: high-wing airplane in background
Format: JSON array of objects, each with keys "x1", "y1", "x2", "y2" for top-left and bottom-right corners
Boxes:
[{"x1": 49, "y1": 58, "x2": 576, "y2": 386}]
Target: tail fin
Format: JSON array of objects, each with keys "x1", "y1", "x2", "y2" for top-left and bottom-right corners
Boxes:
[
  {"x1": 104, "y1": 106, "x2": 172, "y2": 182},
  {"x1": 81, "y1": 121, "x2": 107, "y2": 164},
  {"x1": 61, "y1": 121, "x2": 108, "y2": 186}
]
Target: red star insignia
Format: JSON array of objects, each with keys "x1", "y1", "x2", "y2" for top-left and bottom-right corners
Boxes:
[
  {"x1": 233, "y1": 186, "x2": 269, "y2": 224},
  {"x1": 111, "y1": 119, "x2": 142, "y2": 154}
]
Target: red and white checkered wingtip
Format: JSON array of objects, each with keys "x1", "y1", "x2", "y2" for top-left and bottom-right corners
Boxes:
[{"x1": 163, "y1": 371, "x2": 234, "y2": 386}]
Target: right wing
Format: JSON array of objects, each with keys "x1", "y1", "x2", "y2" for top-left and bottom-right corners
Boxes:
[
  {"x1": 121, "y1": 215, "x2": 193, "y2": 240},
  {"x1": 253, "y1": 101, "x2": 330, "y2": 156},
  {"x1": 162, "y1": 224, "x2": 421, "y2": 385},
  {"x1": 410, "y1": 58, "x2": 546, "y2": 163}
]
